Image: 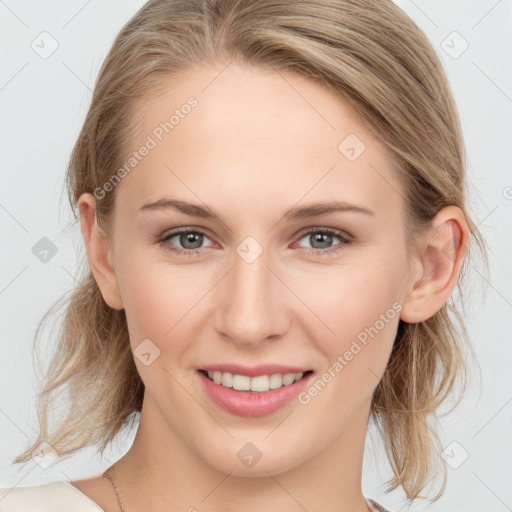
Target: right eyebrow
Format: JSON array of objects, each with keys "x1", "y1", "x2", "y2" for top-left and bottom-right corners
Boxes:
[{"x1": 139, "y1": 198, "x2": 219, "y2": 219}]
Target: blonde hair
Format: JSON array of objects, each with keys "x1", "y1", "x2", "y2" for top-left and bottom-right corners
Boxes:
[{"x1": 14, "y1": 0, "x2": 487, "y2": 504}]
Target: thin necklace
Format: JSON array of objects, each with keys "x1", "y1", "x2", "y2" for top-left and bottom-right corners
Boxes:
[{"x1": 103, "y1": 464, "x2": 126, "y2": 512}]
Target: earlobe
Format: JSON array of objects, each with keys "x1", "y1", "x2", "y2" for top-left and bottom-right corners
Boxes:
[
  {"x1": 77, "y1": 193, "x2": 124, "y2": 310},
  {"x1": 400, "y1": 206, "x2": 468, "y2": 323}
]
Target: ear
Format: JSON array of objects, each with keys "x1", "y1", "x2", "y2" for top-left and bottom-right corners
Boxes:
[
  {"x1": 77, "y1": 193, "x2": 124, "y2": 310},
  {"x1": 400, "y1": 205, "x2": 468, "y2": 323}
]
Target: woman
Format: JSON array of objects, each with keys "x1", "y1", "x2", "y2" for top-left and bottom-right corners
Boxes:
[{"x1": 1, "y1": 0, "x2": 486, "y2": 510}]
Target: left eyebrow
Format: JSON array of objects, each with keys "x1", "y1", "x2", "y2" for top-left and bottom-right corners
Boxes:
[
  {"x1": 282, "y1": 200, "x2": 374, "y2": 220},
  {"x1": 138, "y1": 198, "x2": 374, "y2": 221}
]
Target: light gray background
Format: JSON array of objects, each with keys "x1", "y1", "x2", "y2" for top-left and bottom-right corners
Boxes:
[{"x1": 1, "y1": 1, "x2": 511, "y2": 510}]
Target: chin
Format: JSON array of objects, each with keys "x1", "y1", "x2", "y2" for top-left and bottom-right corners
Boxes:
[{"x1": 199, "y1": 440, "x2": 308, "y2": 478}]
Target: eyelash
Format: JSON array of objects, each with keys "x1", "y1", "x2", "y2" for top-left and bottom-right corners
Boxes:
[{"x1": 158, "y1": 227, "x2": 352, "y2": 258}]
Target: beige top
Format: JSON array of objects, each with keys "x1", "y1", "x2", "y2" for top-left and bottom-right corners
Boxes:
[{"x1": 0, "y1": 481, "x2": 392, "y2": 511}]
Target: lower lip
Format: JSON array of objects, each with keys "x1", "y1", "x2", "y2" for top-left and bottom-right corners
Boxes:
[{"x1": 197, "y1": 370, "x2": 315, "y2": 417}]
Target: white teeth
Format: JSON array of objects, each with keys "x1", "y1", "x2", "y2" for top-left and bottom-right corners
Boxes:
[
  {"x1": 205, "y1": 370, "x2": 306, "y2": 392},
  {"x1": 250, "y1": 375, "x2": 269, "y2": 392},
  {"x1": 233, "y1": 374, "x2": 251, "y2": 391},
  {"x1": 221, "y1": 372, "x2": 233, "y2": 388},
  {"x1": 282, "y1": 373, "x2": 296, "y2": 386},
  {"x1": 269, "y1": 373, "x2": 282, "y2": 389}
]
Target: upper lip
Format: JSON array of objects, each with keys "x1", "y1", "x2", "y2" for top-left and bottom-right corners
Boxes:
[{"x1": 199, "y1": 364, "x2": 313, "y2": 378}]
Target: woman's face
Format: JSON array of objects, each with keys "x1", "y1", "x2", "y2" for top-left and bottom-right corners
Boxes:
[{"x1": 105, "y1": 63, "x2": 414, "y2": 475}]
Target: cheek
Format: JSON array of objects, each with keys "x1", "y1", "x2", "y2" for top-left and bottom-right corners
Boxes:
[
  {"x1": 307, "y1": 257, "x2": 402, "y2": 321},
  {"x1": 117, "y1": 264, "x2": 206, "y2": 394},
  {"x1": 295, "y1": 267, "x2": 402, "y2": 423},
  {"x1": 115, "y1": 253, "x2": 202, "y2": 346},
  {"x1": 295, "y1": 251, "x2": 405, "y2": 375}
]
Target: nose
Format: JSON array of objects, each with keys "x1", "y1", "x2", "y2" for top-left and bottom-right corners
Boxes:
[{"x1": 214, "y1": 245, "x2": 291, "y2": 348}]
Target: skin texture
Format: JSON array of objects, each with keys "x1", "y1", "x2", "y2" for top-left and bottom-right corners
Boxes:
[{"x1": 72, "y1": 63, "x2": 468, "y2": 512}]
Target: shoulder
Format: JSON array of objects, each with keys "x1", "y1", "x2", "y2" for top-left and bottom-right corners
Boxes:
[{"x1": 0, "y1": 480, "x2": 105, "y2": 511}]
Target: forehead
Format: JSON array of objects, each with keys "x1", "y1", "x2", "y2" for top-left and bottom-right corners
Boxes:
[{"x1": 118, "y1": 63, "x2": 404, "y2": 220}]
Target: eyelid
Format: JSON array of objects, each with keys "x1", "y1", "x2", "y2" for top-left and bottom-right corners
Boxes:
[
  {"x1": 160, "y1": 225, "x2": 353, "y2": 245},
  {"x1": 160, "y1": 225, "x2": 215, "y2": 241},
  {"x1": 295, "y1": 226, "x2": 354, "y2": 242},
  {"x1": 160, "y1": 226, "x2": 216, "y2": 246},
  {"x1": 159, "y1": 225, "x2": 354, "y2": 258}
]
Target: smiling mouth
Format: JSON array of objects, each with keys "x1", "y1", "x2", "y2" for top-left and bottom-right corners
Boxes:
[{"x1": 199, "y1": 369, "x2": 314, "y2": 393}]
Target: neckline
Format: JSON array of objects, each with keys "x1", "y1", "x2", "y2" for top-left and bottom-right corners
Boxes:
[{"x1": 62, "y1": 480, "x2": 106, "y2": 511}]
